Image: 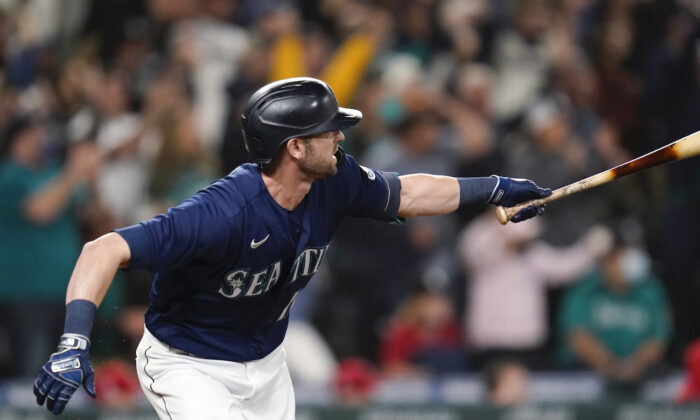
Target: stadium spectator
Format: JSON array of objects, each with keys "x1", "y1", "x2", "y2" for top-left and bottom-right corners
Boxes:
[
  {"x1": 490, "y1": 0, "x2": 553, "y2": 124},
  {"x1": 92, "y1": 69, "x2": 152, "y2": 225},
  {"x1": 93, "y1": 359, "x2": 142, "y2": 409},
  {"x1": 142, "y1": 69, "x2": 214, "y2": 212},
  {"x1": 458, "y1": 212, "x2": 612, "y2": 369},
  {"x1": 677, "y1": 339, "x2": 700, "y2": 403},
  {"x1": 504, "y1": 98, "x2": 611, "y2": 245},
  {"x1": 267, "y1": 4, "x2": 391, "y2": 107},
  {"x1": 168, "y1": 0, "x2": 250, "y2": 150},
  {"x1": 0, "y1": 114, "x2": 101, "y2": 377},
  {"x1": 379, "y1": 290, "x2": 466, "y2": 376},
  {"x1": 333, "y1": 357, "x2": 379, "y2": 406},
  {"x1": 558, "y1": 243, "x2": 671, "y2": 395}
]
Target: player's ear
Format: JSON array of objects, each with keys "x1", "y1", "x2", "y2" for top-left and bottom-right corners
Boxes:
[{"x1": 286, "y1": 137, "x2": 305, "y2": 160}]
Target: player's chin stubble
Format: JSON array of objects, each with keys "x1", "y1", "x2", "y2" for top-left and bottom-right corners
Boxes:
[{"x1": 300, "y1": 145, "x2": 338, "y2": 179}]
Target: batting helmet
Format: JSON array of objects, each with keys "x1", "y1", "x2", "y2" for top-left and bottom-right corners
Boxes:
[{"x1": 241, "y1": 77, "x2": 362, "y2": 164}]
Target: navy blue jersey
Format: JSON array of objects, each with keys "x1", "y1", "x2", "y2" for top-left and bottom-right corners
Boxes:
[{"x1": 115, "y1": 155, "x2": 401, "y2": 361}]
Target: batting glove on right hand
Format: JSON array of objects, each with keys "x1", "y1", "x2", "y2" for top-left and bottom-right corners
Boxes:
[
  {"x1": 488, "y1": 176, "x2": 552, "y2": 223},
  {"x1": 34, "y1": 333, "x2": 97, "y2": 415}
]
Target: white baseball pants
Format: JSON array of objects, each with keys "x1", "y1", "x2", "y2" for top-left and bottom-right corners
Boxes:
[{"x1": 135, "y1": 327, "x2": 295, "y2": 420}]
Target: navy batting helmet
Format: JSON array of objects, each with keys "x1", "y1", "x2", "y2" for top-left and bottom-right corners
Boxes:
[{"x1": 241, "y1": 77, "x2": 362, "y2": 164}]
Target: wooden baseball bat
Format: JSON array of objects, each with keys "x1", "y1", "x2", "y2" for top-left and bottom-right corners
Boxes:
[{"x1": 496, "y1": 130, "x2": 700, "y2": 225}]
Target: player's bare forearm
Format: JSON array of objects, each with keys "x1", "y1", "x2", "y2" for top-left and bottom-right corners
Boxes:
[
  {"x1": 65, "y1": 232, "x2": 131, "y2": 306},
  {"x1": 36, "y1": 232, "x2": 126, "y2": 415},
  {"x1": 398, "y1": 174, "x2": 459, "y2": 218}
]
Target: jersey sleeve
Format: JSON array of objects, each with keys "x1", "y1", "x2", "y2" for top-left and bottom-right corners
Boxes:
[
  {"x1": 334, "y1": 154, "x2": 402, "y2": 223},
  {"x1": 115, "y1": 187, "x2": 239, "y2": 273}
]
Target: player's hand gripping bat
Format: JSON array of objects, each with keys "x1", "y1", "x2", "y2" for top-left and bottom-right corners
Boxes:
[{"x1": 496, "y1": 130, "x2": 700, "y2": 225}]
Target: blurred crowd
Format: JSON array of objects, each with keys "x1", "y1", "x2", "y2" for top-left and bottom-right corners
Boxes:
[{"x1": 0, "y1": 0, "x2": 698, "y2": 408}]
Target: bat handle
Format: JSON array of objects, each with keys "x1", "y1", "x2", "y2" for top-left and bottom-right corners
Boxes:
[
  {"x1": 495, "y1": 205, "x2": 523, "y2": 225},
  {"x1": 494, "y1": 198, "x2": 548, "y2": 225},
  {"x1": 495, "y1": 206, "x2": 510, "y2": 225}
]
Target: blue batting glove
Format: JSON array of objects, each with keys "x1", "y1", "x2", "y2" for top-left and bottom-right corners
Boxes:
[
  {"x1": 34, "y1": 333, "x2": 96, "y2": 415},
  {"x1": 488, "y1": 176, "x2": 552, "y2": 223},
  {"x1": 511, "y1": 204, "x2": 548, "y2": 223}
]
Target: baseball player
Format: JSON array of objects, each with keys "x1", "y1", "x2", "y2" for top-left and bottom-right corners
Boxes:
[{"x1": 33, "y1": 77, "x2": 551, "y2": 418}]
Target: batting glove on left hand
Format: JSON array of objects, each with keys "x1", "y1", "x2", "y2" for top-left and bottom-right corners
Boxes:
[
  {"x1": 34, "y1": 333, "x2": 97, "y2": 415},
  {"x1": 488, "y1": 176, "x2": 552, "y2": 222}
]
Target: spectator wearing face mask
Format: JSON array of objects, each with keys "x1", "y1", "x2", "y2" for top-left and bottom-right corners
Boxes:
[{"x1": 557, "y1": 241, "x2": 671, "y2": 397}]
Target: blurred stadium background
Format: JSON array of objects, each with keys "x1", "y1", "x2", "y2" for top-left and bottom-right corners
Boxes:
[{"x1": 0, "y1": 0, "x2": 699, "y2": 418}]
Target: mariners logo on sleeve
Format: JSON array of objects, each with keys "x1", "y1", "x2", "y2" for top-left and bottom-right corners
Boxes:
[
  {"x1": 218, "y1": 245, "x2": 329, "y2": 299},
  {"x1": 360, "y1": 165, "x2": 376, "y2": 180}
]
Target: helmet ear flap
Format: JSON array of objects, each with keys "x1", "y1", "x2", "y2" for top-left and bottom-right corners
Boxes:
[{"x1": 241, "y1": 129, "x2": 265, "y2": 156}]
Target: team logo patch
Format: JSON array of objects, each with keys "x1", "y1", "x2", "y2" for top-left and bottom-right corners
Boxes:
[{"x1": 360, "y1": 165, "x2": 376, "y2": 181}]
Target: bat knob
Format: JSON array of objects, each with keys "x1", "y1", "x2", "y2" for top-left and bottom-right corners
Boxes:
[{"x1": 495, "y1": 206, "x2": 509, "y2": 225}]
